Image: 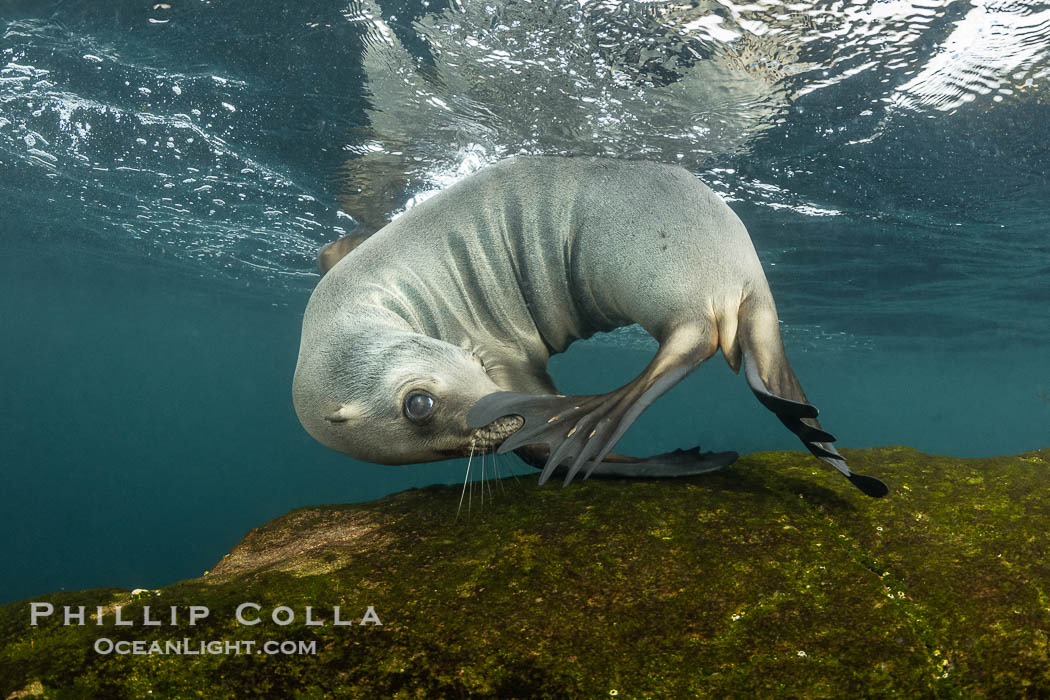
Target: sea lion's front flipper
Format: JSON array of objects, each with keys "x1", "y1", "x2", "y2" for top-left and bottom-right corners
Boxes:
[
  {"x1": 742, "y1": 352, "x2": 888, "y2": 498},
  {"x1": 465, "y1": 390, "x2": 609, "y2": 478},
  {"x1": 467, "y1": 367, "x2": 696, "y2": 487},
  {"x1": 468, "y1": 326, "x2": 712, "y2": 487}
]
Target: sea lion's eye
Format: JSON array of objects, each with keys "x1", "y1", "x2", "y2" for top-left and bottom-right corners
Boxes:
[{"x1": 404, "y1": 392, "x2": 436, "y2": 422}]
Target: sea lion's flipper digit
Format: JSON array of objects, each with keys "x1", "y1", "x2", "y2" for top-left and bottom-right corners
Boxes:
[
  {"x1": 466, "y1": 392, "x2": 599, "y2": 455},
  {"x1": 467, "y1": 384, "x2": 658, "y2": 485},
  {"x1": 777, "y1": 418, "x2": 837, "y2": 446},
  {"x1": 468, "y1": 366, "x2": 697, "y2": 487},
  {"x1": 578, "y1": 365, "x2": 693, "y2": 481},
  {"x1": 814, "y1": 441, "x2": 889, "y2": 497},
  {"x1": 469, "y1": 327, "x2": 712, "y2": 487},
  {"x1": 467, "y1": 391, "x2": 618, "y2": 483},
  {"x1": 848, "y1": 472, "x2": 890, "y2": 498}
]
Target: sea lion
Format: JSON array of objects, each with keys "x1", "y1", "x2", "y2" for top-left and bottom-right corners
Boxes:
[{"x1": 293, "y1": 156, "x2": 888, "y2": 497}]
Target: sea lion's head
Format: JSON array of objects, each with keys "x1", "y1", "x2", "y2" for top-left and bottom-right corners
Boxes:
[{"x1": 293, "y1": 328, "x2": 522, "y2": 464}]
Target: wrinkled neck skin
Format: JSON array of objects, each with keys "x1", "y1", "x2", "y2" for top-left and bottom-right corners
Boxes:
[
  {"x1": 315, "y1": 158, "x2": 734, "y2": 394},
  {"x1": 311, "y1": 156, "x2": 761, "y2": 396},
  {"x1": 314, "y1": 162, "x2": 619, "y2": 395}
]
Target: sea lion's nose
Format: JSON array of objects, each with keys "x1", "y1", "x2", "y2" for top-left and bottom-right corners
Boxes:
[{"x1": 324, "y1": 405, "x2": 356, "y2": 423}]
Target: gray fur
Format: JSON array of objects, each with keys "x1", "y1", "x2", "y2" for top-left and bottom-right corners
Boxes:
[{"x1": 293, "y1": 156, "x2": 887, "y2": 496}]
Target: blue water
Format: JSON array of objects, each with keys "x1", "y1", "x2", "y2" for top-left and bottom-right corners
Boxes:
[{"x1": 2, "y1": 0, "x2": 1048, "y2": 604}]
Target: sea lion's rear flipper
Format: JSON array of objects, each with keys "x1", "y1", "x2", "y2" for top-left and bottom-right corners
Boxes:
[
  {"x1": 589, "y1": 448, "x2": 738, "y2": 478},
  {"x1": 515, "y1": 444, "x2": 738, "y2": 479},
  {"x1": 742, "y1": 352, "x2": 888, "y2": 498}
]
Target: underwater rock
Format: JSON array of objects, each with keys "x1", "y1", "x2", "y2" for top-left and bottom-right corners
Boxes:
[{"x1": 2, "y1": 446, "x2": 1048, "y2": 697}]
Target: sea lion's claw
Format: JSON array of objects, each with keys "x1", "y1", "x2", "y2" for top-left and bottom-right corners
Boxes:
[
  {"x1": 469, "y1": 390, "x2": 647, "y2": 486},
  {"x1": 545, "y1": 418, "x2": 592, "y2": 485},
  {"x1": 562, "y1": 418, "x2": 609, "y2": 486},
  {"x1": 547, "y1": 392, "x2": 640, "y2": 486},
  {"x1": 467, "y1": 391, "x2": 597, "y2": 464},
  {"x1": 542, "y1": 410, "x2": 607, "y2": 486}
]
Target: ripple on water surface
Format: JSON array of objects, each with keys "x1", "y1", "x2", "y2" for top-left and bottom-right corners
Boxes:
[{"x1": 1, "y1": 1, "x2": 1048, "y2": 345}]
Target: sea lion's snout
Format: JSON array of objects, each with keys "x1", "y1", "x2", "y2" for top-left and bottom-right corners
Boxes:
[{"x1": 468, "y1": 412, "x2": 525, "y2": 450}]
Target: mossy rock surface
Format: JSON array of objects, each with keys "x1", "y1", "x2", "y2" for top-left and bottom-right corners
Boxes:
[{"x1": 2, "y1": 446, "x2": 1049, "y2": 698}]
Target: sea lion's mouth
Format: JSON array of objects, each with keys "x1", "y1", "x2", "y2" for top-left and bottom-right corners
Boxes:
[{"x1": 470, "y1": 414, "x2": 525, "y2": 450}]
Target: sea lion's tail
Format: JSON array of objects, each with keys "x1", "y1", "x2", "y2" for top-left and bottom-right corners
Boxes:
[{"x1": 737, "y1": 294, "x2": 888, "y2": 498}]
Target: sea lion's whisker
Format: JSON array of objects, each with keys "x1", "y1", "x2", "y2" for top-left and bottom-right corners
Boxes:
[
  {"x1": 458, "y1": 439, "x2": 476, "y2": 520},
  {"x1": 493, "y1": 452, "x2": 506, "y2": 494},
  {"x1": 505, "y1": 452, "x2": 523, "y2": 486},
  {"x1": 485, "y1": 449, "x2": 495, "y2": 502}
]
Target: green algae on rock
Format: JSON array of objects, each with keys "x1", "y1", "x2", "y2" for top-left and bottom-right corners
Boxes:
[{"x1": 2, "y1": 446, "x2": 1048, "y2": 698}]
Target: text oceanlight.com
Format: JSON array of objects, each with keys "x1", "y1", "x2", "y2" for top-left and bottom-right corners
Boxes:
[
  {"x1": 93, "y1": 638, "x2": 318, "y2": 656},
  {"x1": 28, "y1": 602, "x2": 383, "y2": 655}
]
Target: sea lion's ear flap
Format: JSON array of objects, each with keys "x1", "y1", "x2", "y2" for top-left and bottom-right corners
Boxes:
[
  {"x1": 324, "y1": 404, "x2": 362, "y2": 424},
  {"x1": 318, "y1": 230, "x2": 372, "y2": 276}
]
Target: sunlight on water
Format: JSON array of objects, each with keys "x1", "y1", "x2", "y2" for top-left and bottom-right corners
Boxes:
[
  {"x1": 1, "y1": 0, "x2": 1048, "y2": 343},
  {"x1": 341, "y1": 0, "x2": 1050, "y2": 212},
  {"x1": 893, "y1": 0, "x2": 1050, "y2": 112},
  {"x1": 1, "y1": 18, "x2": 329, "y2": 281}
]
